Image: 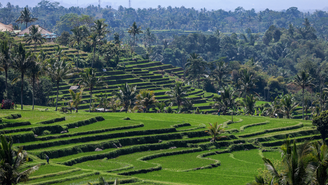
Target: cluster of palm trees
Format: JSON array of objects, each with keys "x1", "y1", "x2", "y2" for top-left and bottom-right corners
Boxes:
[
  {"x1": 88, "y1": 81, "x2": 192, "y2": 113},
  {"x1": 250, "y1": 138, "x2": 328, "y2": 185}
]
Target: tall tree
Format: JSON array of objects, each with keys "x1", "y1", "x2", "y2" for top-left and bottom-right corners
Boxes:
[
  {"x1": 11, "y1": 43, "x2": 34, "y2": 110},
  {"x1": 134, "y1": 90, "x2": 157, "y2": 112},
  {"x1": 238, "y1": 68, "x2": 257, "y2": 97},
  {"x1": 114, "y1": 83, "x2": 138, "y2": 113},
  {"x1": 44, "y1": 58, "x2": 73, "y2": 111},
  {"x1": 68, "y1": 89, "x2": 83, "y2": 113},
  {"x1": 185, "y1": 53, "x2": 208, "y2": 88},
  {"x1": 0, "y1": 135, "x2": 40, "y2": 185},
  {"x1": 24, "y1": 25, "x2": 45, "y2": 51},
  {"x1": 27, "y1": 59, "x2": 41, "y2": 110},
  {"x1": 90, "y1": 19, "x2": 109, "y2": 67},
  {"x1": 0, "y1": 40, "x2": 11, "y2": 99},
  {"x1": 294, "y1": 71, "x2": 313, "y2": 120},
  {"x1": 280, "y1": 94, "x2": 298, "y2": 119},
  {"x1": 128, "y1": 22, "x2": 143, "y2": 46},
  {"x1": 165, "y1": 82, "x2": 189, "y2": 111},
  {"x1": 210, "y1": 57, "x2": 229, "y2": 91},
  {"x1": 76, "y1": 68, "x2": 106, "y2": 112},
  {"x1": 212, "y1": 87, "x2": 237, "y2": 122},
  {"x1": 15, "y1": 7, "x2": 38, "y2": 29}
]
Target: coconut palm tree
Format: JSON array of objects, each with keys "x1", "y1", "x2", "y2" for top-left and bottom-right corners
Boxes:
[
  {"x1": 294, "y1": 71, "x2": 313, "y2": 120},
  {"x1": 70, "y1": 25, "x2": 89, "y2": 49},
  {"x1": 185, "y1": 53, "x2": 208, "y2": 88},
  {"x1": 128, "y1": 22, "x2": 143, "y2": 46},
  {"x1": 241, "y1": 94, "x2": 257, "y2": 115},
  {"x1": 11, "y1": 43, "x2": 35, "y2": 110},
  {"x1": 24, "y1": 25, "x2": 45, "y2": 50},
  {"x1": 0, "y1": 135, "x2": 40, "y2": 185},
  {"x1": 310, "y1": 141, "x2": 328, "y2": 185},
  {"x1": 109, "y1": 96, "x2": 120, "y2": 113},
  {"x1": 0, "y1": 40, "x2": 11, "y2": 99},
  {"x1": 210, "y1": 57, "x2": 229, "y2": 91},
  {"x1": 68, "y1": 89, "x2": 83, "y2": 113},
  {"x1": 205, "y1": 122, "x2": 225, "y2": 142},
  {"x1": 238, "y1": 68, "x2": 257, "y2": 97},
  {"x1": 280, "y1": 94, "x2": 298, "y2": 119},
  {"x1": 27, "y1": 59, "x2": 41, "y2": 110},
  {"x1": 264, "y1": 96, "x2": 281, "y2": 117},
  {"x1": 16, "y1": 7, "x2": 38, "y2": 29},
  {"x1": 114, "y1": 83, "x2": 138, "y2": 113},
  {"x1": 165, "y1": 82, "x2": 189, "y2": 111},
  {"x1": 76, "y1": 68, "x2": 106, "y2": 112},
  {"x1": 262, "y1": 139, "x2": 312, "y2": 185},
  {"x1": 89, "y1": 20, "x2": 109, "y2": 67},
  {"x1": 44, "y1": 58, "x2": 73, "y2": 111},
  {"x1": 134, "y1": 90, "x2": 158, "y2": 113},
  {"x1": 212, "y1": 87, "x2": 237, "y2": 122}
]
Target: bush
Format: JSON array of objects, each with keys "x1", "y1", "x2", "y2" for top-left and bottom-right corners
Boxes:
[
  {"x1": 1, "y1": 99, "x2": 14, "y2": 109},
  {"x1": 167, "y1": 106, "x2": 173, "y2": 113},
  {"x1": 42, "y1": 130, "x2": 51, "y2": 135}
]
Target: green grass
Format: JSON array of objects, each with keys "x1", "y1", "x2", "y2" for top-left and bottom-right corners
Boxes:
[{"x1": 0, "y1": 107, "x2": 319, "y2": 185}]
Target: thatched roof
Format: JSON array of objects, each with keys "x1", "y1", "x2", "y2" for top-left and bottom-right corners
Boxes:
[
  {"x1": 0, "y1": 22, "x2": 14, "y2": 32},
  {"x1": 18, "y1": 25, "x2": 53, "y2": 35}
]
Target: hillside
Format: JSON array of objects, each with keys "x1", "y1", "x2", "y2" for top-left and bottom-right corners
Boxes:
[
  {"x1": 0, "y1": 110, "x2": 317, "y2": 185},
  {"x1": 24, "y1": 42, "x2": 217, "y2": 113}
]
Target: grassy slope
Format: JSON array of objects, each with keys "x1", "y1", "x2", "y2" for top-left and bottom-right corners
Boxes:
[{"x1": 0, "y1": 109, "x2": 316, "y2": 185}]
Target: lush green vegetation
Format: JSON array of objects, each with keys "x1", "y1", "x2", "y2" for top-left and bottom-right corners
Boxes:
[{"x1": 0, "y1": 108, "x2": 322, "y2": 185}]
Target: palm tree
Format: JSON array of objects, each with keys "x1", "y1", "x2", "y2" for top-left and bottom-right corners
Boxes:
[
  {"x1": 264, "y1": 96, "x2": 281, "y2": 118},
  {"x1": 0, "y1": 135, "x2": 40, "y2": 185},
  {"x1": 212, "y1": 87, "x2": 237, "y2": 122},
  {"x1": 185, "y1": 53, "x2": 208, "y2": 88},
  {"x1": 155, "y1": 102, "x2": 168, "y2": 113},
  {"x1": 24, "y1": 25, "x2": 45, "y2": 50},
  {"x1": 77, "y1": 68, "x2": 106, "y2": 112},
  {"x1": 128, "y1": 22, "x2": 143, "y2": 46},
  {"x1": 11, "y1": 43, "x2": 35, "y2": 110},
  {"x1": 210, "y1": 57, "x2": 229, "y2": 91},
  {"x1": 280, "y1": 94, "x2": 298, "y2": 119},
  {"x1": 238, "y1": 68, "x2": 257, "y2": 97},
  {"x1": 310, "y1": 141, "x2": 328, "y2": 185},
  {"x1": 165, "y1": 82, "x2": 189, "y2": 111},
  {"x1": 294, "y1": 71, "x2": 313, "y2": 120},
  {"x1": 0, "y1": 40, "x2": 11, "y2": 99},
  {"x1": 113, "y1": 83, "x2": 138, "y2": 113},
  {"x1": 262, "y1": 138, "x2": 312, "y2": 185},
  {"x1": 89, "y1": 19, "x2": 109, "y2": 68},
  {"x1": 205, "y1": 122, "x2": 225, "y2": 142},
  {"x1": 241, "y1": 94, "x2": 257, "y2": 115},
  {"x1": 95, "y1": 93, "x2": 110, "y2": 113},
  {"x1": 134, "y1": 90, "x2": 158, "y2": 113},
  {"x1": 15, "y1": 7, "x2": 38, "y2": 29},
  {"x1": 68, "y1": 89, "x2": 83, "y2": 113},
  {"x1": 44, "y1": 58, "x2": 73, "y2": 111},
  {"x1": 70, "y1": 25, "x2": 89, "y2": 49},
  {"x1": 27, "y1": 60, "x2": 41, "y2": 110}
]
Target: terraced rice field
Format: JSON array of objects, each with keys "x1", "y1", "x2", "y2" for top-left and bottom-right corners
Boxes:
[{"x1": 0, "y1": 109, "x2": 317, "y2": 185}]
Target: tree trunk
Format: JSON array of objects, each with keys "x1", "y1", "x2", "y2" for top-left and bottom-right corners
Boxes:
[
  {"x1": 89, "y1": 87, "x2": 93, "y2": 112},
  {"x1": 56, "y1": 80, "x2": 59, "y2": 111},
  {"x1": 20, "y1": 72, "x2": 24, "y2": 110},
  {"x1": 302, "y1": 87, "x2": 304, "y2": 120},
  {"x1": 76, "y1": 105, "x2": 78, "y2": 113},
  {"x1": 5, "y1": 69, "x2": 8, "y2": 99},
  {"x1": 32, "y1": 76, "x2": 35, "y2": 110},
  {"x1": 92, "y1": 46, "x2": 95, "y2": 68}
]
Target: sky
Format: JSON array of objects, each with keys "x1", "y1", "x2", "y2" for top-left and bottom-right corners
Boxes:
[{"x1": 2, "y1": 0, "x2": 328, "y2": 12}]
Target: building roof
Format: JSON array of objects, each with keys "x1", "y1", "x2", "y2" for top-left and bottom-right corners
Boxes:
[
  {"x1": 18, "y1": 25, "x2": 53, "y2": 35},
  {"x1": 0, "y1": 22, "x2": 14, "y2": 32}
]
